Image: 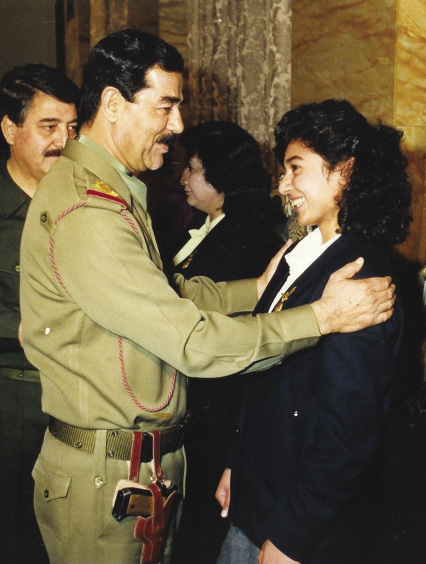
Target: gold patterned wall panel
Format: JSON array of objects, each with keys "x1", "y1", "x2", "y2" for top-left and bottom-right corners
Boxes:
[
  {"x1": 292, "y1": 0, "x2": 426, "y2": 263},
  {"x1": 395, "y1": 0, "x2": 426, "y2": 263},
  {"x1": 395, "y1": 0, "x2": 426, "y2": 128},
  {"x1": 291, "y1": 0, "x2": 397, "y2": 123}
]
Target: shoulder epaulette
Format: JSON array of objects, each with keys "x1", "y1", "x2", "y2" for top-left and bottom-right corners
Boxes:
[{"x1": 87, "y1": 180, "x2": 127, "y2": 208}]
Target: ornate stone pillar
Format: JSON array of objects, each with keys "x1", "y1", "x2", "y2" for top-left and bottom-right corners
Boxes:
[{"x1": 63, "y1": 0, "x2": 161, "y2": 84}]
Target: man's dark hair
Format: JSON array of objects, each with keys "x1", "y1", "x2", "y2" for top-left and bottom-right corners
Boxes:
[
  {"x1": 0, "y1": 63, "x2": 80, "y2": 154},
  {"x1": 0, "y1": 63, "x2": 80, "y2": 126},
  {"x1": 80, "y1": 29, "x2": 184, "y2": 126}
]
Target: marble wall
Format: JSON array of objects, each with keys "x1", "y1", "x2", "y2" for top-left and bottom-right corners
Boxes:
[
  {"x1": 395, "y1": 0, "x2": 426, "y2": 264},
  {"x1": 292, "y1": 0, "x2": 426, "y2": 264},
  {"x1": 63, "y1": 0, "x2": 426, "y2": 263}
]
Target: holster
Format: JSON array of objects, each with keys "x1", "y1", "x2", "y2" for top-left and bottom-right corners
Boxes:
[
  {"x1": 115, "y1": 429, "x2": 178, "y2": 564},
  {"x1": 134, "y1": 482, "x2": 178, "y2": 563}
]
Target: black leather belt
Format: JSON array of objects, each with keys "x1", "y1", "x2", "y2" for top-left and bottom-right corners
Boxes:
[{"x1": 49, "y1": 416, "x2": 189, "y2": 462}]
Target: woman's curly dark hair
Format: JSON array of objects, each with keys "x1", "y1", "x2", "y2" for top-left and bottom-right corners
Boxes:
[
  {"x1": 274, "y1": 99, "x2": 413, "y2": 245},
  {"x1": 180, "y1": 121, "x2": 271, "y2": 219}
]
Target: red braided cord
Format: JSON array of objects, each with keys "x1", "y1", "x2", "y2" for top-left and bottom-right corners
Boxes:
[
  {"x1": 49, "y1": 199, "x2": 176, "y2": 412},
  {"x1": 120, "y1": 210, "x2": 140, "y2": 234},
  {"x1": 49, "y1": 234, "x2": 69, "y2": 293},
  {"x1": 118, "y1": 336, "x2": 177, "y2": 412},
  {"x1": 54, "y1": 201, "x2": 86, "y2": 225},
  {"x1": 49, "y1": 202, "x2": 87, "y2": 292}
]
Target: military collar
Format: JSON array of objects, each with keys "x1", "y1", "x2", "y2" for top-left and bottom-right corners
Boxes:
[
  {"x1": 77, "y1": 135, "x2": 147, "y2": 210},
  {"x1": 62, "y1": 138, "x2": 133, "y2": 210}
]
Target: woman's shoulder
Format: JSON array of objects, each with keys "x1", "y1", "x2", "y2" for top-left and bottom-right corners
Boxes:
[{"x1": 326, "y1": 235, "x2": 394, "y2": 278}]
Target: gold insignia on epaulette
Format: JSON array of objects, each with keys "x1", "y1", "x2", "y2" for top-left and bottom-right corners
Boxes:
[{"x1": 92, "y1": 180, "x2": 120, "y2": 198}]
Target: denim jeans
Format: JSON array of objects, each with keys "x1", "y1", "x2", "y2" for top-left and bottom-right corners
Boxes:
[{"x1": 217, "y1": 524, "x2": 260, "y2": 564}]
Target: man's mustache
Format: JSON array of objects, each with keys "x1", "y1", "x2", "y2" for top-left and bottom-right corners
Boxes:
[
  {"x1": 156, "y1": 134, "x2": 176, "y2": 147},
  {"x1": 44, "y1": 147, "x2": 63, "y2": 158}
]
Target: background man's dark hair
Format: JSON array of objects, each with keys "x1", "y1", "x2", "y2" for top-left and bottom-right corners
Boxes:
[
  {"x1": 0, "y1": 63, "x2": 80, "y2": 126},
  {"x1": 80, "y1": 28, "x2": 184, "y2": 126},
  {"x1": 0, "y1": 63, "x2": 80, "y2": 154}
]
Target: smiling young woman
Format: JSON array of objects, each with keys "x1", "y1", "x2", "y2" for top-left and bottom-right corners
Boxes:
[{"x1": 216, "y1": 99, "x2": 413, "y2": 564}]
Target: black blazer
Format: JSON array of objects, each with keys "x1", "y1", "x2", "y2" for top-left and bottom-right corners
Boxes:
[
  {"x1": 172, "y1": 214, "x2": 281, "y2": 283},
  {"x1": 229, "y1": 234, "x2": 403, "y2": 564}
]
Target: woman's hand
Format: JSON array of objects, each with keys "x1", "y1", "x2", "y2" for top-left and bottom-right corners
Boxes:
[
  {"x1": 258, "y1": 540, "x2": 300, "y2": 564},
  {"x1": 215, "y1": 468, "x2": 231, "y2": 517},
  {"x1": 257, "y1": 240, "x2": 293, "y2": 299}
]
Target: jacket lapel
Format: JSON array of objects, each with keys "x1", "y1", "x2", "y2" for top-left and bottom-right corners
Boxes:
[
  {"x1": 254, "y1": 236, "x2": 348, "y2": 314},
  {"x1": 253, "y1": 243, "x2": 294, "y2": 314}
]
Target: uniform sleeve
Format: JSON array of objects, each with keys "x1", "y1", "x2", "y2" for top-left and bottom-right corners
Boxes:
[
  {"x1": 52, "y1": 206, "x2": 320, "y2": 378},
  {"x1": 175, "y1": 275, "x2": 258, "y2": 315}
]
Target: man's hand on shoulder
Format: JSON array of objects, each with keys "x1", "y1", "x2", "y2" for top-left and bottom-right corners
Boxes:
[
  {"x1": 311, "y1": 257, "x2": 395, "y2": 334},
  {"x1": 258, "y1": 540, "x2": 300, "y2": 564}
]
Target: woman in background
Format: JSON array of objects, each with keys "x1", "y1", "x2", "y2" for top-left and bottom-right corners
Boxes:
[{"x1": 172, "y1": 120, "x2": 283, "y2": 281}]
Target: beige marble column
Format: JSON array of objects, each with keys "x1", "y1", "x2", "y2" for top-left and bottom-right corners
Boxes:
[
  {"x1": 64, "y1": 0, "x2": 161, "y2": 83},
  {"x1": 291, "y1": 0, "x2": 426, "y2": 264},
  {"x1": 89, "y1": 0, "x2": 160, "y2": 46},
  {"x1": 395, "y1": 0, "x2": 426, "y2": 264}
]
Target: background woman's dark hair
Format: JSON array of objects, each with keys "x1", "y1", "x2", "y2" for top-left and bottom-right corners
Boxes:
[
  {"x1": 80, "y1": 29, "x2": 184, "y2": 126},
  {"x1": 274, "y1": 99, "x2": 413, "y2": 245},
  {"x1": 180, "y1": 120, "x2": 271, "y2": 219}
]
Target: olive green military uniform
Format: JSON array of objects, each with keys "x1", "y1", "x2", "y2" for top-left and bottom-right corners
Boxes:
[{"x1": 20, "y1": 139, "x2": 320, "y2": 564}]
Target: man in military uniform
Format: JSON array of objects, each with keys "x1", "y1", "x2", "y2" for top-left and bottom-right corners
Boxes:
[
  {"x1": 0, "y1": 64, "x2": 79, "y2": 564},
  {"x1": 20, "y1": 30, "x2": 395, "y2": 564}
]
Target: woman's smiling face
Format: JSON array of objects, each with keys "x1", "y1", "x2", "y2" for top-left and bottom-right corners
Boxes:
[{"x1": 278, "y1": 140, "x2": 344, "y2": 243}]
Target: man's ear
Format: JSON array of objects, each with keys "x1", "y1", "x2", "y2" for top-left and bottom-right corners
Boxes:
[
  {"x1": 1, "y1": 115, "x2": 17, "y2": 145},
  {"x1": 100, "y1": 87, "x2": 123, "y2": 123}
]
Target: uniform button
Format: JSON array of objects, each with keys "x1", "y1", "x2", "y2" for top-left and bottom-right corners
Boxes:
[
  {"x1": 18, "y1": 372, "x2": 23, "y2": 379},
  {"x1": 112, "y1": 430, "x2": 119, "y2": 437},
  {"x1": 43, "y1": 489, "x2": 49, "y2": 498},
  {"x1": 107, "y1": 451, "x2": 114, "y2": 458},
  {"x1": 15, "y1": 265, "x2": 20, "y2": 272},
  {"x1": 94, "y1": 476, "x2": 104, "y2": 488},
  {"x1": 40, "y1": 213, "x2": 47, "y2": 223},
  {"x1": 75, "y1": 441, "x2": 83, "y2": 449}
]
